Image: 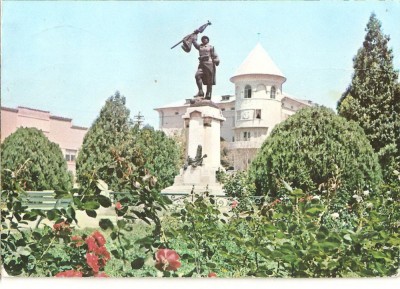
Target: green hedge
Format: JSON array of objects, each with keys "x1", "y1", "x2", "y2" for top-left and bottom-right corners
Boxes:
[
  {"x1": 249, "y1": 106, "x2": 382, "y2": 204},
  {"x1": 1, "y1": 127, "x2": 73, "y2": 191}
]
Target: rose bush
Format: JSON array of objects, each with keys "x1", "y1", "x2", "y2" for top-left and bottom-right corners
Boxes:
[
  {"x1": 2, "y1": 154, "x2": 398, "y2": 277},
  {"x1": 1, "y1": 146, "x2": 170, "y2": 277}
]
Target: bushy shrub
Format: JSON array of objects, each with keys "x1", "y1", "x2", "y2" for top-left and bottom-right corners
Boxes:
[
  {"x1": 221, "y1": 170, "x2": 257, "y2": 211},
  {"x1": 1, "y1": 127, "x2": 73, "y2": 191},
  {"x1": 135, "y1": 126, "x2": 181, "y2": 190},
  {"x1": 249, "y1": 106, "x2": 382, "y2": 205}
]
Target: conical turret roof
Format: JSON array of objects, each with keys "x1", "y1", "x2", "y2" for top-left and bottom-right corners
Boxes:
[{"x1": 230, "y1": 43, "x2": 286, "y2": 82}]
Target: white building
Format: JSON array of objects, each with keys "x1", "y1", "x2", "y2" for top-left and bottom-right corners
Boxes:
[{"x1": 155, "y1": 44, "x2": 313, "y2": 170}]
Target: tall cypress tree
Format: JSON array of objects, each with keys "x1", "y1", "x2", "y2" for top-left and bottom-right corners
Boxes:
[{"x1": 337, "y1": 13, "x2": 399, "y2": 180}]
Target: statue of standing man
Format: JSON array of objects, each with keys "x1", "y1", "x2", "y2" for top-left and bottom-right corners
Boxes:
[
  {"x1": 192, "y1": 35, "x2": 219, "y2": 99},
  {"x1": 172, "y1": 21, "x2": 220, "y2": 100}
]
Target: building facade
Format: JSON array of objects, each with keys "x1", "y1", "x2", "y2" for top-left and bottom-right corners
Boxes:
[
  {"x1": 155, "y1": 44, "x2": 313, "y2": 170},
  {"x1": 1, "y1": 106, "x2": 87, "y2": 174}
]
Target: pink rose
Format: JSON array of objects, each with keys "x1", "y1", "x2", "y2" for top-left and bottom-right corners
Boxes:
[
  {"x1": 115, "y1": 202, "x2": 122, "y2": 210},
  {"x1": 231, "y1": 200, "x2": 239, "y2": 209},
  {"x1": 155, "y1": 248, "x2": 181, "y2": 271}
]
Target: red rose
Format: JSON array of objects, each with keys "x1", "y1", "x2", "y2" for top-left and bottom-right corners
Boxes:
[
  {"x1": 95, "y1": 246, "x2": 111, "y2": 267},
  {"x1": 92, "y1": 231, "x2": 106, "y2": 247},
  {"x1": 115, "y1": 202, "x2": 122, "y2": 210},
  {"x1": 208, "y1": 272, "x2": 217, "y2": 277},
  {"x1": 94, "y1": 272, "x2": 109, "y2": 277},
  {"x1": 55, "y1": 270, "x2": 82, "y2": 277},
  {"x1": 85, "y1": 231, "x2": 106, "y2": 252},
  {"x1": 53, "y1": 221, "x2": 71, "y2": 233},
  {"x1": 85, "y1": 236, "x2": 99, "y2": 252},
  {"x1": 95, "y1": 246, "x2": 111, "y2": 260},
  {"x1": 155, "y1": 248, "x2": 181, "y2": 271},
  {"x1": 86, "y1": 252, "x2": 100, "y2": 273}
]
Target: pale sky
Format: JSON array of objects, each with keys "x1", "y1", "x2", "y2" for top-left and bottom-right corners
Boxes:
[{"x1": 2, "y1": 1, "x2": 400, "y2": 129}]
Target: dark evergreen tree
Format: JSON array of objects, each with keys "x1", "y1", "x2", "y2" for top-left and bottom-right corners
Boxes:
[
  {"x1": 249, "y1": 106, "x2": 381, "y2": 207},
  {"x1": 337, "y1": 13, "x2": 399, "y2": 180},
  {"x1": 1, "y1": 127, "x2": 73, "y2": 191},
  {"x1": 76, "y1": 91, "x2": 138, "y2": 191},
  {"x1": 76, "y1": 91, "x2": 181, "y2": 191},
  {"x1": 136, "y1": 126, "x2": 181, "y2": 190}
]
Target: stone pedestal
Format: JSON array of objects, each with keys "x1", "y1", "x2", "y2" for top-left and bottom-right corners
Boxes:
[{"x1": 162, "y1": 102, "x2": 226, "y2": 196}]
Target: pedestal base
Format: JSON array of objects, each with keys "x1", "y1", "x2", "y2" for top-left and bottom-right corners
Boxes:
[
  {"x1": 162, "y1": 103, "x2": 225, "y2": 196},
  {"x1": 161, "y1": 166, "x2": 224, "y2": 196}
]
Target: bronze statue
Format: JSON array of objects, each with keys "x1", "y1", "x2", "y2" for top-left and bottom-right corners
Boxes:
[
  {"x1": 172, "y1": 21, "x2": 220, "y2": 100},
  {"x1": 192, "y1": 35, "x2": 219, "y2": 100},
  {"x1": 183, "y1": 145, "x2": 207, "y2": 170}
]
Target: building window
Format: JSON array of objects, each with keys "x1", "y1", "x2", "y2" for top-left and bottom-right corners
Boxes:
[
  {"x1": 232, "y1": 136, "x2": 235, "y2": 142},
  {"x1": 244, "y1": 85, "x2": 252, "y2": 98},
  {"x1": 255, "y1": 109, "x2": 261, "y2": 119},
  {"x1": 243, "y1": 131, "x2": 251, "y2": 141},
  {"x1": 221, "y1": 108, "x2": 225, "y2": 111},
  {"x1": 270, "y1": 86, "x2": 276, "y2": 99},
  {"x1": 65, "y1": 149, "x2": 77, "y2": 162},
  {"x1": 230, "y1": 107, "x2": 235, "y2": 110},
  {"x1": 175, "y1": 111, "x2": 179, "y2": 115}
]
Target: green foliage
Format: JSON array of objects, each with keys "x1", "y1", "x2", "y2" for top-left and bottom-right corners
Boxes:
[
  {"x1": 1, "y1": 154, "x2": 170, "y2": 277},
  {"x1": 337, "y1": 13, "x2": 400, "y2": 181},
  {"x1": 162, "y1": 192, "x2": 234, "y2": 277},
  {"x1": 1, "y1": 127, "x2": 72, "y2": 191},
  {"x1": 2, "y1": 120, "x2": 396, "y2": 279},
  {"x1": 2, "y1": 163, "x2": 399, "y2": 277},
  {"x1": 162, "y1": 169, "x2": 399, "y2": 277},
  {"x1": 221, "y1": 170, "x2": 256, "y2": 211},
  {"x1": 76, "y1": 91, "x2": 181, "y2": 191},
  {"x1": 135, "y1": 126, "x2": 181, "y2": 190},
  {"x1": 76, "y1": 91, "x2": 138, "y2": 191},
  {"x1": 249, "y1": 106, "x2": 382, "y2": 207},
  {"x1": 1, "y1": 165, "x2": 85, "y2": 276}
]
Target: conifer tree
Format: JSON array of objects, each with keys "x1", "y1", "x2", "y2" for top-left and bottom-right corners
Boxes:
[
  {"x1": 76, "y1": 91, "x2": 137, "y2": 191},
  {"x1": 337, "y1": 13, "x2": 399, "y2": 180},
  {"x1": 136, "y1": 126, "x2": 181, "y2": 190},
  {"x1": 1, "y1": 127, "x2": 73, "y2": 191},
  {"x1": 76, "y1": 91, "x2": 181, "y2": 191}
]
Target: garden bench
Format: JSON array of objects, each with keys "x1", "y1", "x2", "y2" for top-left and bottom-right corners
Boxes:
[{"x1": 22, "y1": 191, "x2": 72, "y2": 210}]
